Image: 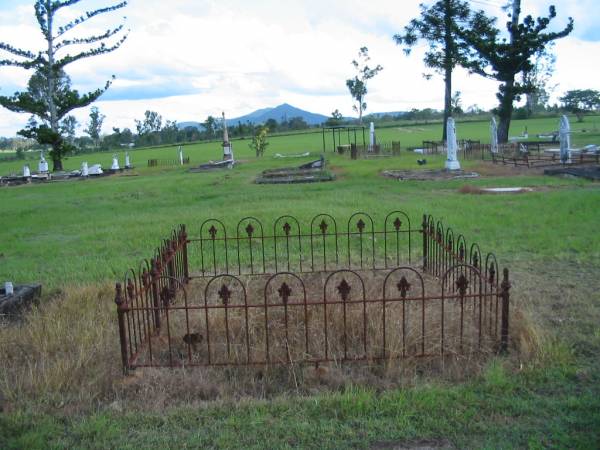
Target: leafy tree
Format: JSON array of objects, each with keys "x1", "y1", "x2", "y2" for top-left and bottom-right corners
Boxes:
[
  {"x1": 346, "y1": 47, "x2": 383, "y2": 123},
  {"x1": 459, "y1": 1, "x2": 573, "y2": 142},
  {"x1": 203, "y1": 115, "x2": 216, "y2": 138},
  {"x1": 84, "y1": 106, "x2": 105, "y2": 148},
  {"x1": 394, "y1": 0, "x2": 472, "y2": 140},
  {"x1": 135, "y1": 110, "x2": 162, "y2": 135},
  {"x1": 560, "y1": 89, "x2": 600, "y2": 122},
  {"x1": 161, "y1": 120, "x2": 179, "y2": 143},
  {"x1": 60, "y1": 115, "x2": 78, "y2": 145},
  {"x1": 326, "y1": 109, "x2": 344, "y2": 126},
  {"x1": 523, "y1": 45, "x2": 556, "y2": 116},
  {"x1": 451, "y1": 90, "x2": 463, "y2": 115},
  {"x1": 0, "y1": 0, "x2": 128, "y2": 171},
  {"x1": 265, "y1": 118, "x2": 278, "y2": 132},
  {"x1": 249, "y1": 125, "x2": 269, "y2": 157}
]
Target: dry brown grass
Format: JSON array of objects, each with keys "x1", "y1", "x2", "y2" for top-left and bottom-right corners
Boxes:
[{"x1": 0, "y1": 268, "x2": 541, "y2": 414}]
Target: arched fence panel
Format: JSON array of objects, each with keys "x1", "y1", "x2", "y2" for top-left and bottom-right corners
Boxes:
[{"x1": 115, "y1": 213, "x2": 511, "y2": 373}]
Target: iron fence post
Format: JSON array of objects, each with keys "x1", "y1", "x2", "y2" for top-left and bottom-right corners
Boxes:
[
  {"x1": 167, "y1": 240, "x2": 176, "y2": 291},
  {"x1": 115, "y1": 282, "x2": 129, "y2": 375},
  {"x1": 500, "y1": 268, "x2": 511, "y2": 353},
  {"x1": 150, "y1": 258, "x2": 161, "y2": 330},
  {"x1": 181, "y1": 225, "x2": 189, "y2": 282},
  {"x1": 422, "y1": 214, "x2": 428, "y2": 273}
]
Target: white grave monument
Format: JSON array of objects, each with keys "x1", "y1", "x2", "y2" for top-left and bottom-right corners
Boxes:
[
  {"x1": 39, "y1": 151, "x2": 49, "y2": 173},
  {"x1": 222, "y1": 112, "x2": 233, "y2": 161},
  {"x1": 111, "y1": 154, "x2": 120, "y2": 170},
  {"x1": 559, "y1": 115, "x2": 571, "y2": 164},
  {"x1": 88, "y1": 164, "x2": 103, "y2": 175},
  {"x1": 178, "y1": 146, "x2": 184, "y2": 165},
  {"x1": 490, "y1": 117, "x2": 499, "y2": 154},
  {"x1": 445, "y1": 117, "x2": 461, "y2": 170},
  {"x1": 23, "y1": 165, "x2": 31, "y2": 178},
  {"x1": 81, "y1": 162, "x2": 89, "y2": 177},
  {"x1": 369, "y1": 122, "x2": 376, "y2": 152},
  {"x1": 125, "y1": 152, "x2": 131, "y2": 169}
]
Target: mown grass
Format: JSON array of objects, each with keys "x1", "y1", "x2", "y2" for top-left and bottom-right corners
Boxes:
[{"x1": 1, "y1": 115, "x2": 599, "y2": 448}]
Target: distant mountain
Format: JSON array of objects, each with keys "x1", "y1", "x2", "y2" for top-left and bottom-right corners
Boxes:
[
  {"x1": 177, "y1": 104, "x2": 328, "y2": 130},
  {"x1": 177, "y1": 105, "x2": 407, "y2": 131},
  {"x1": 177, "y1": 121, "x2": 202, "y2": 130},
  {"x1": 230, "y1": 103, "x2": 329, "y2": 126}
]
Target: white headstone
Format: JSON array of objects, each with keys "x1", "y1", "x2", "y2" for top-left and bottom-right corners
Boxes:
[
  {"x1": 111, "y1": 154, "x2": 120, "y2": 170},
  {"x1": 559, "y1": 115, "x2": 571, "y2": 164},
  {"x1": 178, "y1": 146, "x2": 184, "y2": 165},
  {"x1": 125, "y1": 152, "x2": 131, "y2": 168},
  {"x1": 39, "y1": 151, "x2": 49, "y2": 173},
  {"x1": 81, "y1": 161, "x2": 89, "y2": 177},
  {"x1": 369, "y1": 122, "x2": 376, "y2": 151},
  {"x1": 222, "y1": 112, "x2": 233, "y2": 160},
  {"x1": 490, "y1": 117, "x2": 499, "y2": 154},
  {"x1": 89, "y1": 164, "x2": 103, "y2": 175},
  {"x1": 23, "y1": 165, "x2": 31, "y2": 177},
  {"x1": 445, "y1": 117, "x2": 461, "y2": 170}
]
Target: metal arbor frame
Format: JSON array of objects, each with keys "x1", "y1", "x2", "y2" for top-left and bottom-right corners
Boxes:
[
  {"x1": 321, "y1": 125, "x2": 366, "y2": 153},
  {"x1": 115, "y1": 212, "x2": 511, "y2": 374}
]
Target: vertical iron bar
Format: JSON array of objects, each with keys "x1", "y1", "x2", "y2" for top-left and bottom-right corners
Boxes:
[
  {"x1": 500, "y1": 268, "x2": 511, "y2": 353},
  {"x1": 422, "y1": 215, "x2": 428, "y2": 272},
  {"x1": 115, "y1": 283, "x2": 129, "y2": 375}
]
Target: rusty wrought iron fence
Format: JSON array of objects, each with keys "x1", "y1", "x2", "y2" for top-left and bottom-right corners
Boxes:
[
  {"x1": 190, "y1": 211, "x2": 416, "y2": 277},
  {"x1": 115, "y1": 213, "x2": 511, "y2": 374}
]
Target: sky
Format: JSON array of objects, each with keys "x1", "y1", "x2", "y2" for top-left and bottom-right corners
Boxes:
[{"x1": 0, "y1": 0, "x2": 599, "y2": 137}]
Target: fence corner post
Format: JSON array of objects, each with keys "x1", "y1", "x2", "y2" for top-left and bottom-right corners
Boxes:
[
  {"x1": 181, "y1": 224, "x2": 190, "y2": 283},
  {"x1": 500, "y1": 268, "x2": 511, "y2": 354},
  {"x1": 150, "y1": 258, "x2": 161, "y2": 330},
  {"x1": 422, "y1": 214, "x2": 428, "y2": 273},
  {"x1": 115, "y1": 282, "x2": 129, "y2": 375}
]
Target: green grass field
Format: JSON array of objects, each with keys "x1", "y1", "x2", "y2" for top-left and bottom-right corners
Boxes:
[{"x1": 1, "y1": 115, "x2": 599, "y2": 448}]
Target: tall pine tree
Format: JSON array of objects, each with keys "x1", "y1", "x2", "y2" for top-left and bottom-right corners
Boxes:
[
  {"x1": 459, "y1": 1, "x2": 572, "y2": 143},
  {"x1": 0, "y1": 1, "x2": 128, "y2": 171},
  {"x1": 394, "y1": 0, "x2": 472, "y2": 140}
]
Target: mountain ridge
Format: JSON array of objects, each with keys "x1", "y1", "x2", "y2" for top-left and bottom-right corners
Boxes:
[{"x1": 178, "y1": 104, "x2": 406, "y2": 130}]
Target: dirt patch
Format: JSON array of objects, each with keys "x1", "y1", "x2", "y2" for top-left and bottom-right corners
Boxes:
[{"x1": 382, "y1": 169, "x2": 479, "y2": 181}]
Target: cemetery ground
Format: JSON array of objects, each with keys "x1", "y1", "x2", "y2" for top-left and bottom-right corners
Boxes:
[{"x1": 0, "y1": 116, "x2": 599, "y2": 448}]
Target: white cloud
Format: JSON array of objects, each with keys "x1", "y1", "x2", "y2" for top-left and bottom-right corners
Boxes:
[{"x1": 0, "y1": 0, "x2": 598, "y2": 136}]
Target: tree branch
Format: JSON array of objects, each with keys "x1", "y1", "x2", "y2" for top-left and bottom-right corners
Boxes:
[
  {"x1": 54, "y1": 24, "x2": 125, "y2": 51},
  {"x1": 55, "y1": 1, "x2": 127, "y2": 38},
  {"x1": 55, "y1": 33, "x2": 128, "y2": 68}
]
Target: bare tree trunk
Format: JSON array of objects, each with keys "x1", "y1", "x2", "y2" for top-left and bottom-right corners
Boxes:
[
  {"x1": 496, "y1": 0, "x2": 521, "y2": 144},
  {"x1": 497, "y1": 82, "x2": 514, "y2": 143},
  {"x1": 46, "y1": 3, "x2": 62, "y2": 172},
  {"x1": 442, "y1": 0, "x2": 453, "y2": 141}
]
